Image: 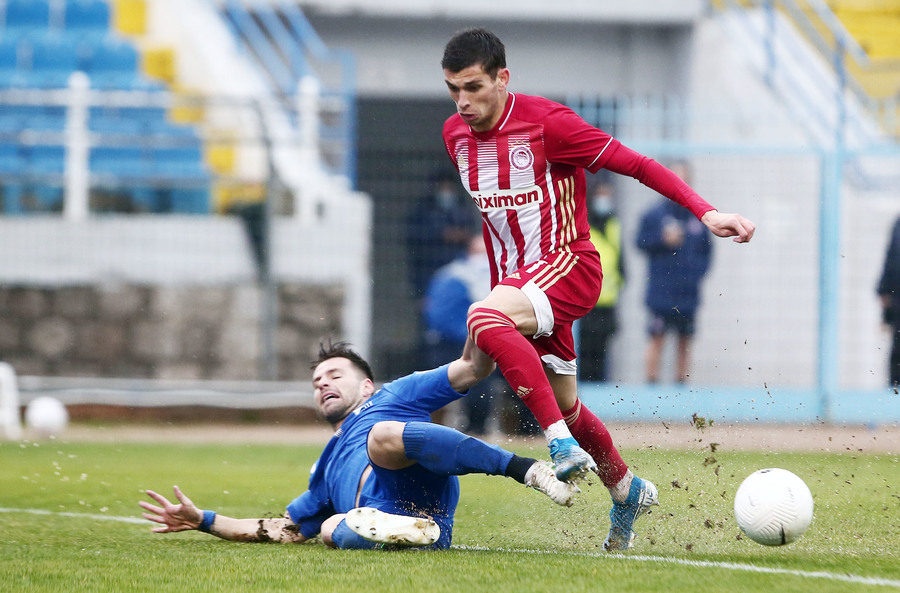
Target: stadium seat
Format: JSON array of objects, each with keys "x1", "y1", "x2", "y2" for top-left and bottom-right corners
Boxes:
[
  {"x1": 4, "y1": 0, "x2": 51, "y2": 34},
  {"x1": 90, "y1": 145, "x2": 150, "y2": 177},
  {"x1": 84, "y1": 36, "x2": 137, "y2": 74},
  {"x1": 89, "y1": 115, "x2": 143, "y2": 135},
  {"x1": 0, "y1": 37, "x2": 19, "y2": 87},
  {"x1": 0, "y1": 38, "x2": 19, "y2": 70},
  {"x1": 28, "y1": 35, "x2": 82, "y2": 88},
  {"x1": 25, "y1": 144, "x2": 65, "y2": 174},
  {"x1": 154, "y1": 146, "x2": 208, "y2": 178},
  {"x1": 0, "y1": 143, "x2": 22, "y2": 173},
  {"x1": 169, "y1": 188, "x2": 210, "y2": 214},
  {"x1": 64, "y1": 0, "x2": 111, "y2": 34}
]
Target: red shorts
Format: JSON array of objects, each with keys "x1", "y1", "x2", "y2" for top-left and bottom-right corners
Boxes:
[{"x1": 498, "y1": 248, "x2": 602, "y2": 373}]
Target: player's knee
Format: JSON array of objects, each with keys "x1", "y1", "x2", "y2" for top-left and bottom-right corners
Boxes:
[
  {"x1": 320, "y1": 514, "x2": 345, "y2": 548},
  {"x1": 467, "y1": 305, "x2": 513, "y2": 342},
  {"x1": 367, "y1": 421, "x2": 406, "y2": 466}
]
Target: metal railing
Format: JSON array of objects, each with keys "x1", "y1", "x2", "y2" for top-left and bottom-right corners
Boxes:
[
  {"x1": 712, "y1": 0, "x2": 899, "y2": 145},
  {"x1": 215, "y1": 0, "x2": 357, "y2": 184}
]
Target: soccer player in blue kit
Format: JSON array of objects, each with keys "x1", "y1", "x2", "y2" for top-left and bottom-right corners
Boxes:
[{"x1": 140, "y1": 341, "x2": 577, "y2": 549}]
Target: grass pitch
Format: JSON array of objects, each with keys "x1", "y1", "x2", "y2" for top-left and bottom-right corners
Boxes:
[{"x1": 0, "y1": 430, "x2": 897, "y2": 592}]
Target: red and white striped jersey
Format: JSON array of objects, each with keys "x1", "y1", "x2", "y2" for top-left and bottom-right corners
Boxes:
[{"x1": 443, "y1": 92, "x2": 620, "y2": 286}]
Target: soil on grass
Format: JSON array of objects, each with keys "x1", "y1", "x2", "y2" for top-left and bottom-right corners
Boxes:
[{"x1": 33, "y1": 418, "x2": 900, "y2": 454}]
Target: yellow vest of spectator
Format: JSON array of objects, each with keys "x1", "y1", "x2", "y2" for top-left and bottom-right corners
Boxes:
[{"x1": 590, "y1": 218, "x2": 623, "y2": 308}]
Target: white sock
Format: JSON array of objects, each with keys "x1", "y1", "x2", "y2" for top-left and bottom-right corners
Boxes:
[
  {"x1": 544, "y1": 419, "x2": 572, "y2": 443},
  {"x1": 609, "y1": 470, "x2": 634, "y2": 503}
]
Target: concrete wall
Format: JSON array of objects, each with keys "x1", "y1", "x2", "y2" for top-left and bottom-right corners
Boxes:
[
  {"x1": 304, "y1": 14, "x2": 694, "y2": 99},
  {"x1": 0, "y1": 283, "x2": 342, "y2": 381}
]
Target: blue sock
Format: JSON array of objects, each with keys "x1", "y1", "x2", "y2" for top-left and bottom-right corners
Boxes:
[
  {"x1": 330, "y1": 519, "x2": 379, "y2": 550},
  {"x1": 402, "y1": 422, "x2": 514, "y2": 477}
]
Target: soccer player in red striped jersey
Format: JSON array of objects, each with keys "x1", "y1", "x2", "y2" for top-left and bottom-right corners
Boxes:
[{"x1": 440, "y1": 28, "x2": 755, "y2": 550}]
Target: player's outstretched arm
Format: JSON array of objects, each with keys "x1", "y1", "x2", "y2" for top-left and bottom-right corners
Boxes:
[
  {"x1": 447, "y1": 337, "x2": 496, "y2": 392},
  {"x1": 140, "y1": 486, "x2": 307, "y2": 544},
  {"x1": 700, "y1": 210, "x2": 756, "y2": 243}
]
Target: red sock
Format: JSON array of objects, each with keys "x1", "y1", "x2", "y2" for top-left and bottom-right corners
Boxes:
[
  {"x1": 467, "y1": 307, "x2": 563, "y2": 429},
  {"x1": 562, "y1": 398, "x2": 628, "y2": 488}
]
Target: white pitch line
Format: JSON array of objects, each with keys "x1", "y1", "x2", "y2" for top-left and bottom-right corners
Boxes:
[
  {"x1": 1, "y1": 508, "x2": 898, "y2": 589},
  {"x1": 0, "y1": 507, "x2": 146, "y2": 524},
  {"x1": 450, "y1": 545, "x2": 900, "y2": 589}
]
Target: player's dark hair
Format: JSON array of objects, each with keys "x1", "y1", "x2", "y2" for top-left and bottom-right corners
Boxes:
[
  {"x1": 441, "y1": 27, "x2": 506, "y2": 78},
  {"x1": 311, "y1": 340, "x2": 374, "y2": 381}
]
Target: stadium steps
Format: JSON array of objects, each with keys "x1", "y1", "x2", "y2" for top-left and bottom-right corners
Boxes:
[{"x1": 713, "y1": 0, "x2": 900, "y2": 140}]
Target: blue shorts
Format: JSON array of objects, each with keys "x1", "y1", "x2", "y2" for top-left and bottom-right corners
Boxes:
[
  {"x1": 358, "y1": 460, "x2": 458, "y2": 550},
  {"x1": 648, "y1": 308, "x2": 696, "y2": 337}
]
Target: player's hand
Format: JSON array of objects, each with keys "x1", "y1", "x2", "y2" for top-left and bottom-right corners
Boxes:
[
  {"x1": 701, "y1": 210, "x2": 756, "y2": 243},
  {"x1": 139, "y1": 485, "x2": 203, "y2": 533}
]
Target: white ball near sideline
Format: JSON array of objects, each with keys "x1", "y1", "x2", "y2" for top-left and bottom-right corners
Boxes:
[
  {"x1": 25, "y1": 396, "x2": 69, "y2": 435},
  {"x1": 734, "y1": 468, "x2": 813, "y2": 546}
]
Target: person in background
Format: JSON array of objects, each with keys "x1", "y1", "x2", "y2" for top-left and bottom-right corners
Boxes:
[
  {"x1": 877, "y1": 215, "x2": 900, "y2": 386},
  {"x1": 578, "y1": 178, "x2": 625, "y2": 383},
  {"x1": 636, "y1": 161, "x2": 712, "y2": 384},
  {"x1": 406, "y1": 171, "x2": 479, "y2": 300},
  {"x1": 424, "y1": 236, "x2": 537, "y2": 435}
]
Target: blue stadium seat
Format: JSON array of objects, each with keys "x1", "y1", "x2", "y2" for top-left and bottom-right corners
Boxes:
[
  {"x1": 29, "y1": 35, "x2": 81, "y2": 88},
  {"x1": 89, "y1": 115, "x2": 143, "y2": 135},
  {"x1": 169, "y1": 188, "x2": 210, "y2": 214},
  {"x1": 84, "y1": 36, "x2": 137, "y2": 74},
  {"x1": 0, "y1": 37, "x2": 19, "y2": 70},
  {"x1": 0, "y1": 142, "x2": 22, "y2": 173},
  {"x1": 4, "y1": 0, "x2": 51, "y2": 33},
  {"x1": 90, "y1": 145, "x2": 150, "y2": 177},
  {"x1": 64, "y1": 0, "x2": 110, "y2": 33},
  {"x1": 154, "y1": 146, "x2": 208, "y2": 179},
  {"x1": 25, "y1": 144, "x2": 65, "y2": 174},
  {"x1": 82, "y1": 36, "x2": 164, "y2": 90}
]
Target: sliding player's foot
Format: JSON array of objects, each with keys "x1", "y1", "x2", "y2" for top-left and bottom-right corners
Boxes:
[
  {"x1": 345, "y1": 507, "x2": 440, "y2": 547},
  {"x1": 524, "y1": 461, "x2": 580, "y2": 506}
]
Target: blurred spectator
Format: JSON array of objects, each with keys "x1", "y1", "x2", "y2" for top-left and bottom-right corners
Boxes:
[
  {"x1": 406, "y1": 171, "x2": 479, "y2": 300},
  {"x1": 578, "y1": 179, "x2": 624, "y2": 382},
  {"x1": 423, "y1": 236, "x2": 537, "y2": 435},
  {"x1": 877, "y1": 216, "x2": 900, "y2": 386},
  {"x1": 636, "y1": 162, "x2": 712, "y2": 383}
]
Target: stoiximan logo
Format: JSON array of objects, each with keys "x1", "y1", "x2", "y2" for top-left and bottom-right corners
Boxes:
[{"x1": 469, "y1": 185, "x2": 543, "y2": 212}]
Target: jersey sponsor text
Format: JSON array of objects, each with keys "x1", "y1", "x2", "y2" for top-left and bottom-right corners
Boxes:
[{"x1": 469, "y1": 184, "x2": 544, "y2": 212}]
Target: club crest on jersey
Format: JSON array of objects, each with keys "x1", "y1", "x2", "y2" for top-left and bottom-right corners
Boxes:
[
  {"x1": 469, "y1": 184, "x2": 544, "y2": 212},
  {"x1": 509, "y1": 145, "x2": 534, "y2": 171}
]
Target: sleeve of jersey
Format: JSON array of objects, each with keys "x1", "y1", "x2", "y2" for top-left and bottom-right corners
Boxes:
[
  {"x1": 385, "y1": 365, "x2": 465, "y2": 412},
  {"x1": 597, "y1": 143, "x2": 716, "y2": 220},
  {"x1": 286, "y1": 487, "x2": 333, "y2": 539}
]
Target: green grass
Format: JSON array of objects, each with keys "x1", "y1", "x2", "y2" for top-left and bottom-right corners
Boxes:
[{"x1": 0, "y1": 434, "x2": 898, "y2": 592}]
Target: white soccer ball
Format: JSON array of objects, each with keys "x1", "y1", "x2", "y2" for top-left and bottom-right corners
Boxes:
[
  {"x1": 734, "y1": 468, "x2": 813, "y2": 545},
  {"x1": 25, "y1": 396, "x2": 69, "y2": 435}
]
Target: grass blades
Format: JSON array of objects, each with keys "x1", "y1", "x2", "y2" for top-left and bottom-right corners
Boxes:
[{"x1": 0, "y1": 436, "x2": 897, "y2": 592}]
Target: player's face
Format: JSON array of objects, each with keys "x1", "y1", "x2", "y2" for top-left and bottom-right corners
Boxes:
[
  {"x1": 444, "y1": 64, "x2": 510, "y2": 132},
  {"x1": 312, "y1": 357, "x2": 373, "y2": 426}
]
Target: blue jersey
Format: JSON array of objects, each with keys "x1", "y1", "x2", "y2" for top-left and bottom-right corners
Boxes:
[{"x1": 286, "y1": 364, "x2": 463, "y2": 548}]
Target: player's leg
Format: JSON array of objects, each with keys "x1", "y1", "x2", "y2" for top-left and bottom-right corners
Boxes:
[
  {"x1": 645, "y1": 313, "x2": 666, "y2": 383},
  {"x1": 548, "y1": 372, "x2": 626, "y2": 486},
  {"x1": 891, "y1": 326, "x2": 900, "y2": 386},
  {"x1": 674, "y1": 311, "x2": 696, "y2": 383},
  {"x1": 367, "y1": 421, "x2": 578, "y2": 506},
  {"x1": 546, "y1": 373, "x2": 658, "y2": 550},
  {"x1": 467, "y1": 286, "x2": 594, "y2": 482},
  {"x1": 675, "y1": 334, "x2": 692, "y2": 383}
]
